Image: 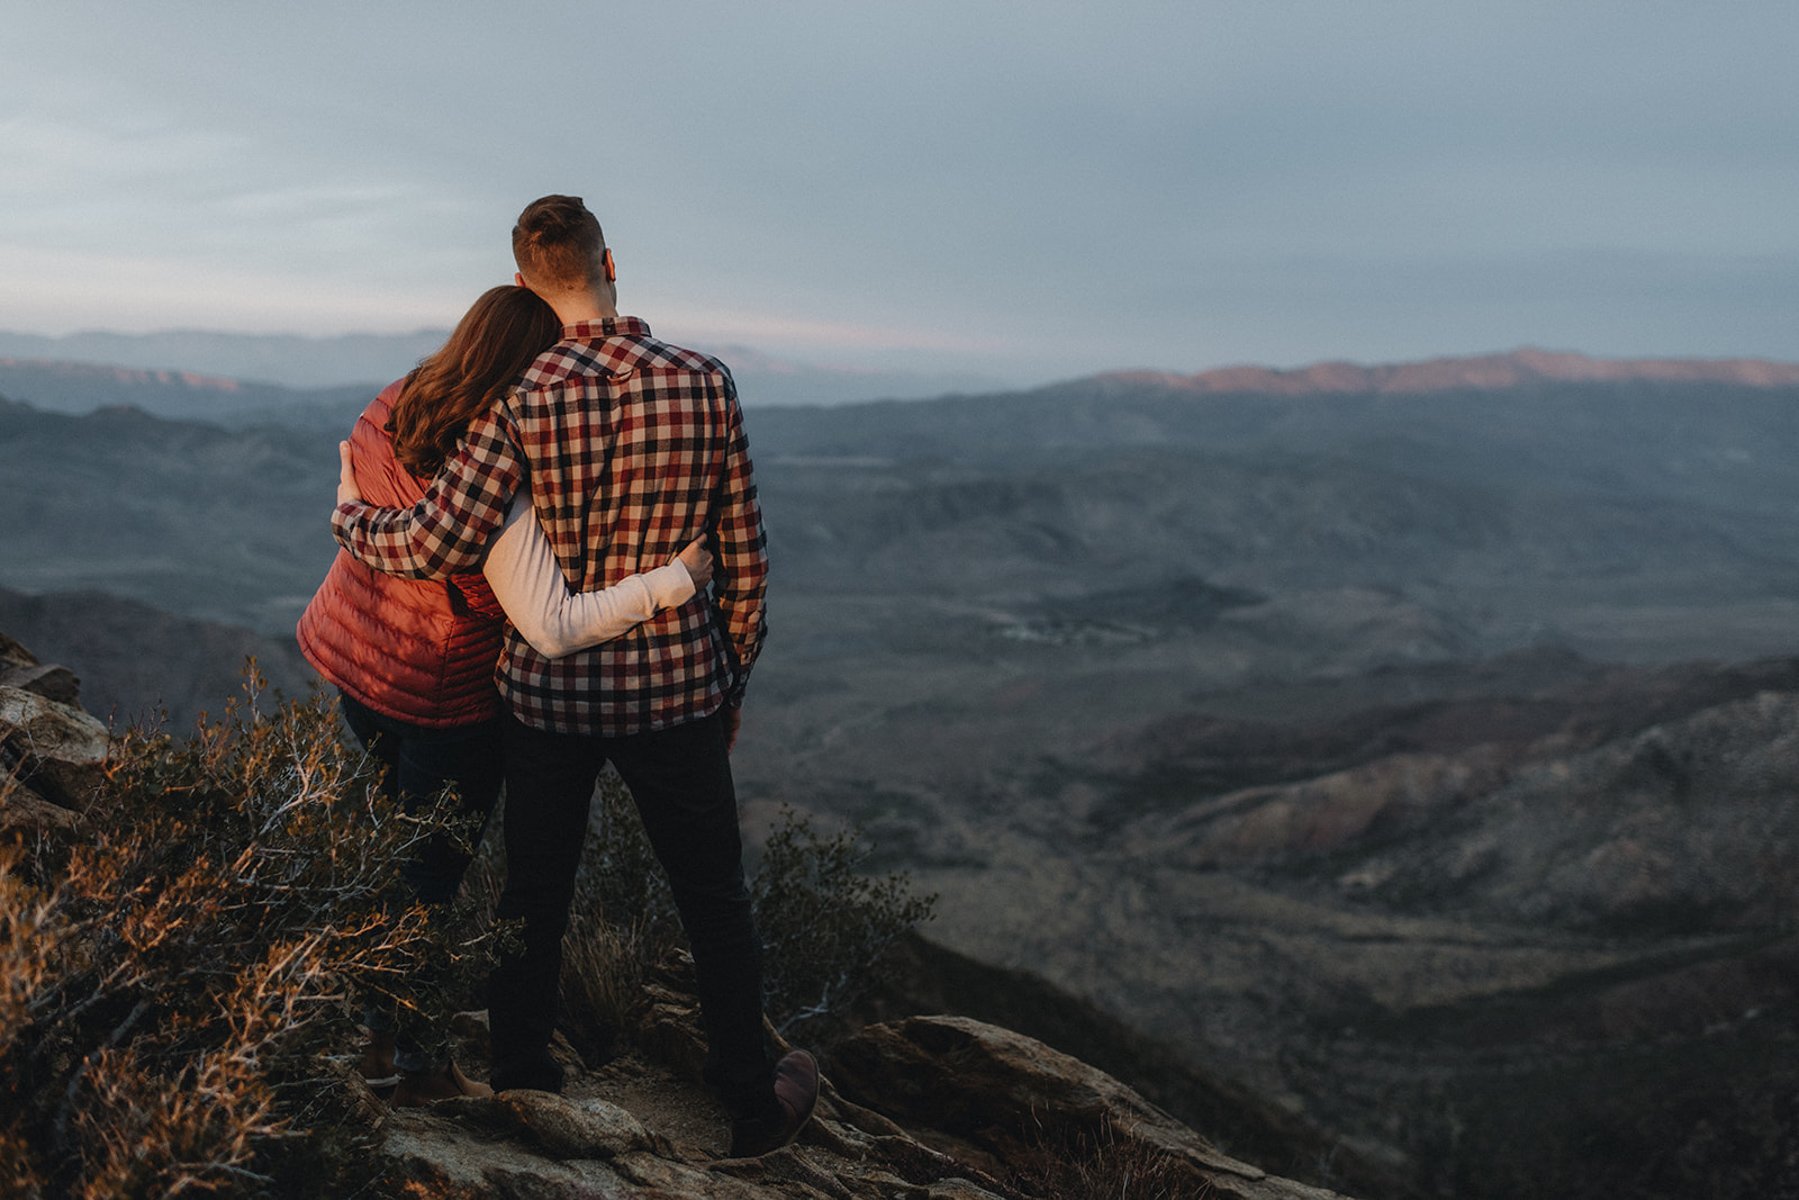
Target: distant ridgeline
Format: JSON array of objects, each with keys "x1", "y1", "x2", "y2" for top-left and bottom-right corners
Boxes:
[
  {"x1": 0, "y1": 356, "x2": 371, "y2": 426},
  {"x1": 0, "y1": 325, "x2": 1003, "y2": 415},
  {"x1": 1099, "y1": 345, "x2": 1799, "y2": 395},
  {"x1": 0, "y1": 327, "x2": 448, "y2": 390},
  {"x1": 2, "y1": 344, "x2": 1798, "y2": 653},
  {"x1": 5, "y1": 339, "x2": 1796, "y2": 421}
]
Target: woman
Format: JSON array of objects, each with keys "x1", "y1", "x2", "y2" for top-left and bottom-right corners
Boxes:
[{"x1": 297, "y1": 285, "x2": 706, "y2": 1104}]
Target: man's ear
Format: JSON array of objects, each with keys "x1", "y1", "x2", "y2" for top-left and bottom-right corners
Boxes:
[
  {"x1": 602, "y1": 248, "x2": 616, "y2": 283},
  {"x1": 514, "y1": 271, "x2": 527, "y2": 288}
]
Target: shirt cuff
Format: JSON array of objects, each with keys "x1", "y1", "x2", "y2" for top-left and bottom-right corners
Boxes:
[
  {"x1": 329, "y1": 500, "x2": 362, "y2": 546},
  {"x1": 645, "y1": 561, "x2": 698, "y2": 610}
]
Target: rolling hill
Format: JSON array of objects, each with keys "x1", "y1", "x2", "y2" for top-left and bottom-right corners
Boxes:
[{"x1": 4, "y1": 347, "x2": 1798, "y2": 1196}]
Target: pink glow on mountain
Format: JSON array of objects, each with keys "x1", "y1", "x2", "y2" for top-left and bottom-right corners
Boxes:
[
  {"x1": 1100, "y1": 348, "x2": 1799, "y2": 396},
  {"x1": 0, "y1": 358, "x2": 244, "y2": 393}
]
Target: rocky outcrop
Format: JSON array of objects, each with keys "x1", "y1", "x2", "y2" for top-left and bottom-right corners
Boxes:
[
  {"x1": 0, "y1": 632, "x2": 104, "y2": 832},
  {"x1": 831, "y1": 1016, "x2": 1350, "y2": 1200},
  {"x1": 0, "y1": 629, "x2": 1360, "y2": 1198},
  {"x1": 373, "y1": 967, "x2": 1353, "y2": 1199}
]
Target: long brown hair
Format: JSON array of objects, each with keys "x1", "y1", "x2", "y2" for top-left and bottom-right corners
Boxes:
[{"x1": 388, "y1": 285, "x2": 561, "y2": 477}]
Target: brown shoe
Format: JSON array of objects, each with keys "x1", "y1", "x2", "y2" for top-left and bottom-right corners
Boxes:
[
  {"x1": 391, "y1": 1060, "x2": 493, "y2": 1107},
  {"x1": 727, "y1": 1050, "x2": 819, "y2": 1158}
]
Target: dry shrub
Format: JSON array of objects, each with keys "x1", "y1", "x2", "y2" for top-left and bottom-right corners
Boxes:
[
  {"x1": 557, "y1": 771, "x2": 680, "y2": 1063},
  {"x1": 1004, "y1": 1116, "x2": 1215, "y2": 1200},
  {"x1": 557, "y1": 781, "x2": 935, "y2": 1055},
  {"x1": 752, "y1": 805, "x2": 936, "y2": 1038},
  {"x1": 1, "y1": 676, "x2": 931, "y2": 1194},
  {"x1": 0, "y1": 671, "x2": 505, "y2": 1198}
]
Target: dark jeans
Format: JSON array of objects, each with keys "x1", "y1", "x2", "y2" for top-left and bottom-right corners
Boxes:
[
  {"x1": 340, "y1": 692, "x2": 504, "y2": 1071},
  {"x1": 490, "y1": 708, "x2": 775, "y2": 1116},
  {"x1": 340, "y1": 693, "x2": 504, "y2": 905}
]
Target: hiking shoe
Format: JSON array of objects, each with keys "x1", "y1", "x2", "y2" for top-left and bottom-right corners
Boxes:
[
  {"x1": 391, "y1": 1060, "x2": 493, "y2": 1107},
  {"x1": 727, "y1": 1050, "x2": 819, "y2": 1158}
]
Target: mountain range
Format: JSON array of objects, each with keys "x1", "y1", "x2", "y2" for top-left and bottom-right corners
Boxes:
[
  {"x1": 0, "y1": 358, "x2": 371, "y2": 425},
  {"x1": 0, "y1": 328, "x2": 1006, "y2": 410},
  {"x1": 3, "y1": 346, "x2": 1798, "y2": 1197},
  {"x1": 8, "y1": 338, "x2": 1799, "y2": 425},
  {"x1": 1108, "y1": 346, "x2": 1799, "y2": 395}
]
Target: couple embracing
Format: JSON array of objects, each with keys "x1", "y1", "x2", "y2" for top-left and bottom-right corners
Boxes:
[{"x1": 296, "y1": 195, "x2": 816, "y2": 1158}]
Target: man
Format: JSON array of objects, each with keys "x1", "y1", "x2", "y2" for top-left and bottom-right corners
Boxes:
[{"x1": 331, "y1": 195, "x2": 815, "y2": 1158}]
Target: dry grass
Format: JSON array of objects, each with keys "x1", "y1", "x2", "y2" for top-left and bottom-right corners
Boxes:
[
  {"x1": 1003, "y1": 1116, "x2": 1215, "y2": 1200},
  {"x1": 0, "y1": 670, "x2": 506, "y2": 1198},
  {"x1": 551, "y1": 772, "x2": 681, "y2": 1065},
  {"x1": 0, "y1": 676, "x2": 938, "y2": 1196}
]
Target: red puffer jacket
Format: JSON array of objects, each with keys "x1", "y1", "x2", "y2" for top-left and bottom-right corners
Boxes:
[{"x1": 297, "y1": 379, "x2": 506, "y2": 727}]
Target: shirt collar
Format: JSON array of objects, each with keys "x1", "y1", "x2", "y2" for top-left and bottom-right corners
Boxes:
[{"x1": 561, "y1": 316, "x2": 650, "y2": 341}]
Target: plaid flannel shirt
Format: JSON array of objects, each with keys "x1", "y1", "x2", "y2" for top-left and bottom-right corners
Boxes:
[{"x1": 331, "y1": 317, "x2": 769, "y2": 736}]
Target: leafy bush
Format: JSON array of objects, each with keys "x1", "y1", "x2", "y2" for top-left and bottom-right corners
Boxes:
[
  {"x1": 752, "y1": 805, "x2": 936, "y2": 1036},
  {"x1": 560, "y1": 780, "x2": 935, "y2": 1047},
  {"x1": 0, "y1": 676, "x2": 503, "y2": 1198}
]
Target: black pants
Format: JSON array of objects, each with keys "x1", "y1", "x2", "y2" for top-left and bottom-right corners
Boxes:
[
  {"x1": 339, "y1": 692, "x2": 503, "y2": 1071},
  {"x1": 489, "y1": 708, "x2": 774, "y2": 1115},
  {"x1": 340, "y1": 693, "x2": 503, "y2": 904}
]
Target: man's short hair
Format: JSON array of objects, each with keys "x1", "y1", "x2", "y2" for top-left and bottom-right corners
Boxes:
[{"x1": 512, "y1": 195, "x2": 605, "y2": 289}]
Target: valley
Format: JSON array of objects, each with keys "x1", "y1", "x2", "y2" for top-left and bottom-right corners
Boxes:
[{"x1": 3, "y1": 349, "x2": 1797, "y2": 1197}]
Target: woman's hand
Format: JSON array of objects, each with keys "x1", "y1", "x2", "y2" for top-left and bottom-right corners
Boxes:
[
  {"x1": 676, "y1": 537, "x2": 714, "y2": 589},
  {"x1": 336, "y1": 441, "x2": 361, "y2": 506}
]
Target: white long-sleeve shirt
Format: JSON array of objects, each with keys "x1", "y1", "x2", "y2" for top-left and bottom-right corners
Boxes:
[{"x1": 482, "y1": 491, "x2": 697, "y2": 659}]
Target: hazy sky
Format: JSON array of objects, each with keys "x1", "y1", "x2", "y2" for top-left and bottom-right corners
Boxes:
[{"x1": 3, "y1": 1, "x2": 1794, "y2": 384}]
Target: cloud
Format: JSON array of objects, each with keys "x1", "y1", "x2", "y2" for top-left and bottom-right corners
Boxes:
[
  {"x1": 1, "y1": 0, "x2": 1796, "y2": 376},
  {"x1": 0, "y1": 242, "x2": 475, "y2": 335}
]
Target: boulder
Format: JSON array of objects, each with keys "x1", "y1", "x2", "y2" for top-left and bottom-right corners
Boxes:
[
  {"x1": 0, "y1": 631, "x2": 36, "y2": 673},
  {"x1": 831, "y1": 1015, "x2": 1352, "y2": 1200},
  {"x1": 0, "y1": 644, "x2": 108, "y2": 834},
  {"x1": 433, "y1": 1091, "x2": 656, "y2": 1160},
  {"x1": 0, "y1": 662, "x2": 80, "y2": 707},
  {"x1": 0, "y1": 781, "x2": 84, "y2": 834},
  {"x1": 371, "y1": 944, "x2": 1352, "y2": 1198},
  {"x1": 0, "y1": 632, "x2": 81, "y2": 707}
]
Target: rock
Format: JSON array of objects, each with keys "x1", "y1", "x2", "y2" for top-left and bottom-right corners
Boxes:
[
  {"x1": 0, "y1": 663, "x2": 80, "y2": 707},
  {"x1": 0, "y1": 632, "x2": 36, "y2": 673},
  {"x1": 0, "y1": 634, "x2": 83, "y2": 710},
  {"x1": 927, "y1": 1183, "x2": 1013, "y2": 1200},
  {"x1": 434, "y1": 1090, "x2": 655, "y2": 1160},
  {"x1": 608, "y1": 1150, "x2": 799, "y2": 1197},
  {"x1": 831, "y1": 1016, "x2": 1352, "y2": 1200},
  {"x1": 634, "y1": 949, "x2": 712, "y2": 1079},
  {"x1": 0, "y1": 781, "x2": 84, "y2": 834},
  {"x1": 375, "y1": 1039, "x2": 1043, "y2": 1199},
  {"x1": 374, "y1": 974, "x2": 1349, "y2": 1198},
  {"x1": 915, "y1": 1172, "x2": 1015, "y2": 1200},
  {"x1": 381, "y1": 1114, "x2": 638, "y2": 1199},
  {"x1": 704, "y1": 1145, "x2": 860, "y2": 1197},
  {"x1": 0, "y1": 680, "x2": 110, "y2": 820}
]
